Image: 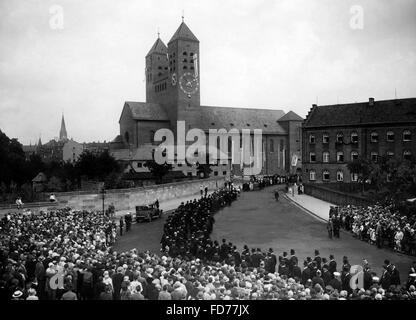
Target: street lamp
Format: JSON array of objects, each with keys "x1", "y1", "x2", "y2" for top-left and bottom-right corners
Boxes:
[{"x1": 100, "y1": 187, "x2": 106, "y2": 215}]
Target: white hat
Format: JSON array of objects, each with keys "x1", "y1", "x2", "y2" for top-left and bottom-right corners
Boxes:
[{"x1": 333, "y1": 272, "x2": 341, "y2": 277}]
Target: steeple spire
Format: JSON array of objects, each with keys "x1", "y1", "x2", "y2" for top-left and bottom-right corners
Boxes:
[
  {"x1": 182, "y1": 10, "x2": 184, "y2": 22},
  {"x1": 59, "y1": 114, "x2": 68, "y2": 142}
]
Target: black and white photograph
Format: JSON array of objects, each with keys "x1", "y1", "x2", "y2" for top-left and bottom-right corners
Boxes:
[{"x1": 1, "y1": 0, "x2": 416, "y2": 312}]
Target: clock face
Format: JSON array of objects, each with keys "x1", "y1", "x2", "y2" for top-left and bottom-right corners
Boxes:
[
  {"x1": 179, "y1": 72, "x2": 199, "y2": 96},
  {"x1": 171, "y1": 73, "x2": 177, "y2": 86}
]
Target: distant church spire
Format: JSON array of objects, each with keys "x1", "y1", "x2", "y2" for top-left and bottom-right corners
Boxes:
[
  {"x1": 59, "y1": 114, "x2": 68, "y2": 141},
  {"x1": 182, "y1": 10, "x2": 184, "y2": 22}
]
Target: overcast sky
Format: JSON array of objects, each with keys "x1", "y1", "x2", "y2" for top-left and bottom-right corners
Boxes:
[{"x1": 1, "y1": 0, "x2": 415, "y2": 145}]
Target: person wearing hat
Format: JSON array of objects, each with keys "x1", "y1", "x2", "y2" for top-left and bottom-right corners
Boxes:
[
  {"x1": 12, "y1": 290, "x2": 24, "y2": 300},
  {"x1": 329, "y1": 272, "x2": 342, "y2": 292}
]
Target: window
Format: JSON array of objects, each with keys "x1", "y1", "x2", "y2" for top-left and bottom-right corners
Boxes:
[
  {"x1": 183, "y1": 65, "x2": 187, "y2": 70},
  {"x1": 386, "y1": 131, "x2": 395, "y2": 142},
  {"x1": 387, "y1": 151, "x2": 394, "y2": 158},
  {"x1": 371, "y1": 152, "x2": 378, "y2": 162},
  {"x1": 351, "y1": 132, "x2": 359, "y2": 144},
  {"x1": 351, "y1": 151, "x2": 359, "y2": 161},
  {"x1": 337, "y1": 151, "x2": 344, "y2": 162},
  {"x1": 323, "y1": 170, "x2": 330, "y2": 181},
  {"x1": 403, "y1": 150, "x2": 412, "y2": 161},
  {"x1": 137, "y1": 162, "x2": 143, "y2": 168},
  {"x1": 214, "y1": 171, "x2": 218, "y2": 176},
  {"x1": 403, "y1": 130, "x2": 412, "y2": 141},
  {"x1": 183, "y1": 51, "x2": 187, "y2": 56},
  {"x1": 309, "y1": 134, "x2": 315, "y2": 144},
  {"x1": 322, "y1": 133, "x2": 329, "y2": 144},
  {"x1": 309, "y1": 170, "x2": 316, "y2": 181},
  {"x1": 370, "y1": 132, "x2": 379, "y2": 143},
  {"x1": 310, "y1": 152, "x2": 316, "y2": 162},
  {"x1": 387, "y1": 174, "x2": 393, "y2": 183},
  {"x1": 351, "y1": 173, "x2": 359, "y2": 182},
  {"x1": 323, "y1": 152, "x2": 330, "y2": 163},
  {"x1": 190, "y1": 52, "x2": 194, "y2": 56},
  {"x1": 269, "y1": 140, "x2": 274, "y2": 153},
  {"x1": 183, "y1": 59, "x2": 187, "y2": 63},
  {"x1": 124, "y1": 131, "x2": 130, "y2": 144},
  {"x1": 336, "y1": 132, "x2": 344, "y2": 144},
  {"x1": 223, "y1": 171, "x2": 227, "y2": 176},
  {"x1": 337, "y1": 170, "x2": 344, "y2": 182}
]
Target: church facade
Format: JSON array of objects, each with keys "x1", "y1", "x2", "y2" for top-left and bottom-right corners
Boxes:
[{"x1": 111, "y1": 20, "x2": 303, "y2": 178}]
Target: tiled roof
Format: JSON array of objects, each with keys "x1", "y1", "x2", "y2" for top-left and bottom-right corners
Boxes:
[
  {"x1": 168, "y1": 22, "x2": 199, "y2": 44},
  {"x1": 278, "y1": 110, "x2": 303, "y2": 122},
  {"x1": 146, "y1": 38, "x2": 167, "y2": 57},
  {"x1": 199, "y1": 106, "x2": 287, "y2": 134},
  {"x1": 124, "y1": 102, "x2": 170, "y2": 121},
  {"x1": 304, "y1": 98, "x2": 416, "y2": 128}
]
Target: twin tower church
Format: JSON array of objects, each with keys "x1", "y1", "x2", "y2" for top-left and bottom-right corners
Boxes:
[{"x1": 111, "y1": 19, "x2": 303, "y2": 177}]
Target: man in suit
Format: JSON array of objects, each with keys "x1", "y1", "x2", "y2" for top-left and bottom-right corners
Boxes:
[
  {"x1": 314, "y1": 250, "x2": 322, "y2": 270},
  {"x1": 329, "y1": 254, "x2": 337, "y2": 275},
  {"x1": 289, "y1": 249, "x2": 298, "y2": 277},
  {"x1": 329, "y1": 272, "x2": 342, "y2": 292}
]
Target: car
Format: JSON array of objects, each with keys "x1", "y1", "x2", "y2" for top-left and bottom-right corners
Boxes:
[{"x1": 135, "y1": 204, "x2": 162, "y2": 223}]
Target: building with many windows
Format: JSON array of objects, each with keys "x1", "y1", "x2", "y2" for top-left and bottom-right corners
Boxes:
[
  {"x1": 302, "y1": 97, "x2": 416, "y2": 183},
  {"x1": 112, "y1": 19, "x2": 303, "y2": 178}
]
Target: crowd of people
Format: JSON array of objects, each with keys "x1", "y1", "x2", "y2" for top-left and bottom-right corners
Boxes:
[
  {"x1": 1, "y1": 184, "x2": 416, "y2": 301},
  {"x1": 329, "y1": 204, "x2": 416, "y2": 255}
]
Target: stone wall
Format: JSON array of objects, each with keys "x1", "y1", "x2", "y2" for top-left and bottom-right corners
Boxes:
[
  {"x1": 304, "y1": 183, "x2": 373, "y2": 207},
  {"x1": 53, "y1": 177, "x2": 226, "y2": 211}
]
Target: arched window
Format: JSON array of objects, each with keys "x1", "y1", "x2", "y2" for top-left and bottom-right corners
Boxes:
[
  {"x1": 336, "y1": 170, "x2": 344, "y2": 182},
  {"x1": 386, "y1": 131, "x2": 395, "y2": 142},
  {"x1": 124, "y1": 131, "x2": 130, "y2": 144},
  {"x1": 403, "y1": 150, "x2": 412, "y2": 161},
  {"x1": 351, "y1": 132, "x2": 359, "y2": 144},
  {"x1": 351, "y1": 151, "x2": 359, "y2": 161},
  {"x1": 336, "y1": 132, "x2": 344, "y2": 144},
  {"x1": 322, "y1": 152, "x2": 330, "y2": 163},
  {"x1": 403, "y1": 130, "x2": 412, "y2": 141},
  {"x1": 309, "y1": 170, "x2": 316, "y2": 181},
  {"x1": 322, "y1": 133, "x2": 329, "y2": 144},
  {"x1": 323, "y1": 170, "x2": 330, "y2": 181},
  {"x1": 309, "y1": 134, "x2": 315, "y2": 144},
  {"x1": 336, "y1": 151, "x2": 344, "y2": 162},
  {"x1": 371, "y1": 131, "x2": 379, "y2": 143}
]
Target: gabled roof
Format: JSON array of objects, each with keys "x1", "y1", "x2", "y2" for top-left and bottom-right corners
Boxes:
[
  {"x1": 303, "y1": 98, "x2": 416, "y2": 128},
  {"x1": 199, "y1": 106, "x2": 287, "y2": 134},
  {"x1": 146, "y1": 38, "x2": 167, "y2": 57},
  {"x1": 278, "y1": 111, "x2": 303, "y2": 122},
  {"x1": 120, "y1": 102, "x2": 170, "y2": 122},
  {"x1": 168, "y1": 22, "x2": 199, "y2": 44}
]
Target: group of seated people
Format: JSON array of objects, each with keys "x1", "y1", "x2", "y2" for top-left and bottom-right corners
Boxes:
[
  {"x1": 335, "y1": 204, "x2": 416, "y2": 255},
  {"x1": 1, "y1": 187, "x2": 416, "y2": 300}
]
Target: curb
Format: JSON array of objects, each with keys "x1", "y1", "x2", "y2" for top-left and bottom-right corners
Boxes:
[{"x1": 283, "y1": 193, "x2": 328, "y2": 224}]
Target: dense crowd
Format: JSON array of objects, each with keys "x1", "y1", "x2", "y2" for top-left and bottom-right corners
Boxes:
[
  {"x1": 1, "y1": 186, "x2": 416, "y2": 301},
  {"x1": 331, "y1": 204, "x2": 416, "y2": 255}
]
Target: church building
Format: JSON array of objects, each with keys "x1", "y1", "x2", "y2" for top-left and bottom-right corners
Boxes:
[{"x1": 111, "y1": 19, "x2": 303, "y2": 179}]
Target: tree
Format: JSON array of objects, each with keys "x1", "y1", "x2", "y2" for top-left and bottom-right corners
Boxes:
[
  {"x1": 47, "y1": 176, "x2": 64, "y2": 192},
  {"x1": 75, "y1": 150, "x2": 120, "y2": 180},
  {"x1": 144, "y1": 160, "x2": 172, "y2": 184},
  {"x1": 347, "y1": 157, "x2": 372, "y2": 194}
]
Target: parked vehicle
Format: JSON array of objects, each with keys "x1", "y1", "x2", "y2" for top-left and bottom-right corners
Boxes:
[{"x1": 135, "y1": 204, "x2": 162, "y2": 222}]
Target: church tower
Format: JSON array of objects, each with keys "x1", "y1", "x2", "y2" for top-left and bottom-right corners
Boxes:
[
  {"x1": 59, "y1": 114, "x2": 68, "y2": 142},
  {"x1": 145, "y1": 35, "x2": 169, "y2": 104},
  {"x1": 165, "y1": 19, "x2": 201, "y2": 132}
]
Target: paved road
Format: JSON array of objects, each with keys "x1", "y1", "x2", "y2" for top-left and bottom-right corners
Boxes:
[{"x1": 114, "y1": 186, "x2": 414, "y2": 282}]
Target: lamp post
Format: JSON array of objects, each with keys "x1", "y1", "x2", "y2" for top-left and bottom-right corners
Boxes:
[{"x1": 100, "y1": 187, "x2": 106, "y2": 215}]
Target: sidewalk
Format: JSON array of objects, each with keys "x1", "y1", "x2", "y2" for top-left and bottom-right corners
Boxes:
[{"x1": 284, "y1": 192, "x2": 335, "y2": 223}]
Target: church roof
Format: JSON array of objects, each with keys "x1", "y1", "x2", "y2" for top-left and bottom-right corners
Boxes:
[
  {"x1": 304, "y1": 98, "x2": 416, "y2": 128},
  {"x1": 199, "y1": 106, "x2": 287, "y2": 134},
  {"x1": 146, "y1": 38, "x2": 167, "y2": 57},
  {"x1": 123, "y1": 102, "x2": 170, "y2": 122},
  {"x1": 168, "y1": 22, "x2": 199, "y2": 44},
  {"x1": 277, "y1": 111, "x2": 303, "y2": 122}
]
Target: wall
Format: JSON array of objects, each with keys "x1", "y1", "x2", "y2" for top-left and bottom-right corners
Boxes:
[
  {"x1": 304, "y1": 183, "x2": 373, "y2": 207},
  {"x1": 53, "y1": 177, "x2": 226, "y2": 212}
]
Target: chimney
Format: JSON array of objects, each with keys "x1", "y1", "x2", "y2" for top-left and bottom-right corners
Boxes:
[
  {"x1": 369, "y1": 97, "x2": 375, "y2": 106},
  {"x1": 312, "y1": 104, "x2": 317, "y2": 108}
]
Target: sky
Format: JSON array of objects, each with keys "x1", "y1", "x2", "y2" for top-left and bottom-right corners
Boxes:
[{"x1": 1, "y1": 0, "x2": 415, "y2": 145}]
